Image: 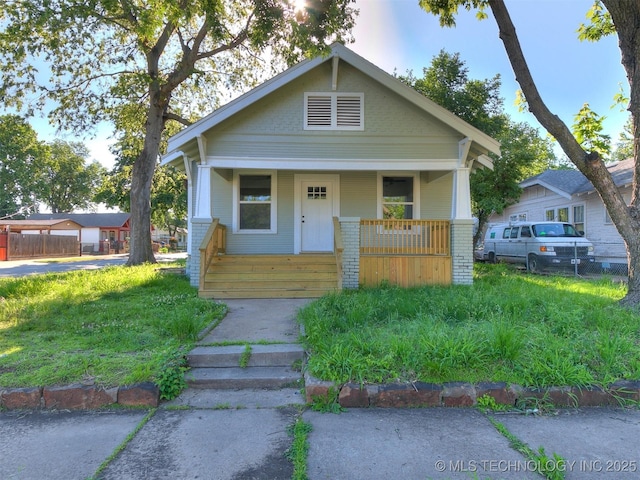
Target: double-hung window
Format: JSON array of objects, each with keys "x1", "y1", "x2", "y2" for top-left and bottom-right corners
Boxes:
[
  {"x1": 377, "y1": 174, "x2": 420, "y2": 220},
  {"x1": 233, "y1": 172, "x2": 277, "y2": 233}
]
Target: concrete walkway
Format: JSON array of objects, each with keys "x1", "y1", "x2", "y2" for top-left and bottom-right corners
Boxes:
[{"x1": 2, "y1": 299, "x2": 640, "y2": 479}]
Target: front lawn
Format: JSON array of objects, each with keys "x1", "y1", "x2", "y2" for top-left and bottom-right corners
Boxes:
[
  {"x1": 0, "y1": 263, "x2": 225, "y2": 388},
  {"x1": 299, "y1": 264, "x2": 640, "y2": 388}
]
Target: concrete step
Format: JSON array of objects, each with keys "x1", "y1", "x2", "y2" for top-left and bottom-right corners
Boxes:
[
  {"x1": 186, "y1": 366, "x2": 301, "y2": 389},
  {"x1": 187, "y1": 344, "x2": 305, "y2": 368}
]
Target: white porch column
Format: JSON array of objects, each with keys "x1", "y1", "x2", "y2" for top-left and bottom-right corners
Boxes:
[
  {"x1": 194, "y1": 164, "x2": 213, "y2": 221},
  {"x1": 451, "y1": 167, "x2": 472, "y2": 220}
]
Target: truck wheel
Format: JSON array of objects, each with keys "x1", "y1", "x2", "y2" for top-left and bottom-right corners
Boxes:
[
  {"x1": 487, "y1": 252, "x2": 496, "y2": 264},
  {"x1": 527, "y1": 254, "x2": 539, "y2": 273}
]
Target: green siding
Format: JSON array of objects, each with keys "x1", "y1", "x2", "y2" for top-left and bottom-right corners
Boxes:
[{"x1": 203, "y1": 62, "x2": 461, "y2": 161}]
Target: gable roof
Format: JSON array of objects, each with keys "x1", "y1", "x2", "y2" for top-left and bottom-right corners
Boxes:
[
  {"x1": 162, "y1": 43, "x2": 500, "y2": 166},
  {"x1": 27, "y1": 213, "x2": 131, "y2": 228},
  {"x1": 1, "y1": 219, "x2": 84, "y2": 231},
  {"x1": 520, "y1": 158, "x2": 634, "y2": 198}
]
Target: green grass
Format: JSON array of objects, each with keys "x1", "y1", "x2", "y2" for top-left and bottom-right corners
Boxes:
[
  {"x1": 299, "y1": 263, "x2": 640, "y2": 389},
  {"x1": 0, "y1": 264, "x2": 225, "y2": 388}
]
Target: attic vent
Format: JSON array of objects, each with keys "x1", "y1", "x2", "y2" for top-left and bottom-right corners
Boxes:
[{"x1": 304, "y1": 93, "x2": 364, "y2": 130}]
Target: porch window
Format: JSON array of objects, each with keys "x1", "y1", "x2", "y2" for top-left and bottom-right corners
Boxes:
[
  {"x1": 233, "y1": 172, "x2": 277, "y2": 233},
  {"x1": 381, "y1": 176, "x2": 414, "y2": 219},
  {"x1": 304, "y1": 92, "x2": 364, "y2": 130}
]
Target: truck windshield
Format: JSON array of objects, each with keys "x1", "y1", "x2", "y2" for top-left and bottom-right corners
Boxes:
[{"x1": 532, "y1": 223, "x2": 580, "y2": 237}]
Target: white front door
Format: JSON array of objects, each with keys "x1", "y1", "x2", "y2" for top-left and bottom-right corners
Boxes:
[{"x1": 295, "y1": 174, "x2": 339, "y2": 253}]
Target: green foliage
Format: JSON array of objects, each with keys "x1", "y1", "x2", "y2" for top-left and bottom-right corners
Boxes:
[
  {"x1": 578, "y1": 1, "x2": 616, "y2": 41},
  {"x1": 155, "y1": 347, "x2": 188, "y2": 400},
  {"x1": 489, "y1": 418, "x2": 567, "y2": 480},
  {"x1": 239, "y1": 344, "x2": 252, "y2": 368},
  {"x1": 286, "y1": 417, "x2": 313, "y2": 480},
  {"x1": 299, "y1": 265, "x2": 640, "y2": 388},
  {"x1": 0, "y1": 115, "x2": 48, "y2": 218},
  {"x1": 310, "y1": 386, "x2": 345, "y2": 414},
  {"x1": 476, "y1": 394, "x2": 510, "y2": 412},
  {"x1": 572, "y1": 104, "x2": 611, "y2": 160},
  {"x1": 41, "y1": 139, "x2": 106, "y2": 213}
]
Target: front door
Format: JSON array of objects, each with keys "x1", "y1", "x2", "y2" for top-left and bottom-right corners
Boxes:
[
  {"x1": 295, "y1": 174, "x2": 340, "y2": 253},
  {"x1": 298, "y1": 176, "x2": 338, "y2": 252}
]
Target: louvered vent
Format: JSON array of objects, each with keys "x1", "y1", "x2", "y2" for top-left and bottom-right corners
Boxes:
[
  {"x1": 306, "y1": 96, "x2": 332, "y2": 126},
  {"x1": 305, "y1": 93, "x2": 363, "y2": 130},
  {"x1": 336, "y1": 96, "x2": 361, "y2": 127}
]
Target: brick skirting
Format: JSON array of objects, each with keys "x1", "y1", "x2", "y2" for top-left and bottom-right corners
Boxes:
[
  {"x1": 1, "y1": 382, "x2": 159, "y2": 410},
  {"x1": 304, "y1": 373, "x2": 640, "y2": 409}
]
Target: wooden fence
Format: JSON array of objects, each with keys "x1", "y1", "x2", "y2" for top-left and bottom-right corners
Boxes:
[{"x1": 6, "y1": 233, "x2": 80, "y2": 260}]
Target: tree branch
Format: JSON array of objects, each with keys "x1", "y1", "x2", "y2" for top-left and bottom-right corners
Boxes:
[{"x1": 163, "y1": 111, "x2": 192, "y2": 126}]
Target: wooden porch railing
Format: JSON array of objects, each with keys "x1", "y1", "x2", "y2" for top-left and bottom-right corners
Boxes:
[
  {"x1": 199, "y1": 219, "x2": 226, "y2": 288},
  {"x1": 333, "y1": 217, "x2": 344, "y2": 290},
  {"x1": 360, "y1": 219, "x2": 450, "y2": 255}
]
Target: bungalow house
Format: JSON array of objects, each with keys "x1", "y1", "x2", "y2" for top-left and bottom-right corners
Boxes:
[
  {"x1": 161, "y1": 43, "x2": 500, "y2": 298},
  {"x1": 27, "y1": 213, "x2": 132, "y2": 254},
  {"x1": 489, "y1": 158, "x2": 633, "y2": 274}
]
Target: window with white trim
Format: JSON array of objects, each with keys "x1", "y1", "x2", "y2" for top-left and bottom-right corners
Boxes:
[
  {"x1": 378, "y1": 174, "x2": 419, "y2": 219},
  {"x1": 304, "y1": 93, "x2": 364, "y2": 130},
  {"x1": 573, "y1": 205, "x2": 585, "y2": 233},
  {"x1": 233, "y1": 172, "x2": 277, "y2": 233}
]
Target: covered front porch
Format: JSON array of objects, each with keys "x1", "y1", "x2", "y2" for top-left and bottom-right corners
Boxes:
[{"x1": 197, "y1": 217, "x2": 456, "y2": 299}]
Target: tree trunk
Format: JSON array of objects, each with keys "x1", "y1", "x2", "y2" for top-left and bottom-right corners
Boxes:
[
  {"x1": 127, "y1": 102, "x2": 165, "y2": 266},
  {"x1": 488, "y1": 0, "x2": 640, "y2": 309}
]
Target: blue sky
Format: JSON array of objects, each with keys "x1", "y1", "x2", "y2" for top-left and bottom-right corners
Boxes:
[
  {"x1": 21, "y1": 0, "x2": 630, "y2": 168},
  {"x1": 351, "y1": 0, "x2": 629, "y2": 155}
]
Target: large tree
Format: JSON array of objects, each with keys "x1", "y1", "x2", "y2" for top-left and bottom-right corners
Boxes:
[
  {"x1": 399, "y1": 51, "x2": 554, "y2": 247},
  {"x1": 420, "y1": 0, "x2": 640, "y2": 308},
  {"x1": 0, "y1": 115, "x2": 47, "y2": 218},
  {"x1": 0, "y1": 0, "x2": 356, "y2": 264},
  {"x1": 41, "y1": 140, "x2": 106, "y2": 213}
]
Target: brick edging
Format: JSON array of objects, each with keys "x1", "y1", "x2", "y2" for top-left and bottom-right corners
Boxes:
[
  {"x1": 304, "y1": 374, "x2": 640, "y2": 408},
  {"x1": 0, "y1": 382, "x2": 159, "y2": 410}
]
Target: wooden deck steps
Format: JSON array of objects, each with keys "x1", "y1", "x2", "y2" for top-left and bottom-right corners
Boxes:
[{"x1": 200, "y1": 254, "x2": 338, "y2": 299}]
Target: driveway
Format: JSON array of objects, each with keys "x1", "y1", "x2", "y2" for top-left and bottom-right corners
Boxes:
[{"x1": 0, "y1": 253, "x2": 187, "y2": 278}]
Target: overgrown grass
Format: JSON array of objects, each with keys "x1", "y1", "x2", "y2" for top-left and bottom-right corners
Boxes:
[
  {"x1": 299, "y1": 263, "x2": 640, "y2": 389},
  {"x1": 0, "y1": 264, "x2": 225, "y2": 388}
]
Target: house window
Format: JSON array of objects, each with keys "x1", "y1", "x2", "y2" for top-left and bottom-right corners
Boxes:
[
  {"x1": 558, "y1": 207, "x2": 569, "y2": 222},
  {"x1": 545, "y1": 209, "x2": 555, "y2": 221},
  {"x1": 381, "y1": 176, "x2": 415, "y2": 219},
  {"x1": 573, "y1": 205, "x2": 585, "y2": 233},
  {"x1": 304, "y1": 93, "x2": 364, "y2": 130},
  {"x1": 233, "y1": 172, "x2": 277, "y2": 233}
]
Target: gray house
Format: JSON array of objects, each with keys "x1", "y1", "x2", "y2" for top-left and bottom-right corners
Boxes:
[
  {"x1": 489, "y1": 158, "x2": 633, "y2": 273},
  {"x1": 161, "y1": 43, "x2": 500, "y2": 298}
]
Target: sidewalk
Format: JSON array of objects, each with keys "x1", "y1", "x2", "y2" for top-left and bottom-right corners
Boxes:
[{"x1": 2, "y1": 298, "x2": 640, "y2": 479}]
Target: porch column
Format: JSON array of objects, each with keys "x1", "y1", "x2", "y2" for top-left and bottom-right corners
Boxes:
[
  {"x1": 190, "y1": 164, "x2": 213, "y2": 287},
  {"x1": 451, "y1": 166, "x2": 474, "y2": 285}
]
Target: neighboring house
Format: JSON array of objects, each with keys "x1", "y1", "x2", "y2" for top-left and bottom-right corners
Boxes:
[
  {"x1": 27, "y1": 213, "x2": 132, "y2": 254},
  {"x1": 0, "y1": 219, "x2": 84, "y2": 260},
  {"x1": 152, "y1": 227, "x2": 188, "y2": 249},
  {"x1": 161, "y1": 43, "x2": 500, "y2": 298},
  {"x1": 489, "y1": 158, "x2": 633, "y2": 273}
]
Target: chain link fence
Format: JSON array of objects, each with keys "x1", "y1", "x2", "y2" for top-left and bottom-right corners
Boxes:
[{"x1": 477, "y1": 240, "x2": 628, "y2": 279}]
